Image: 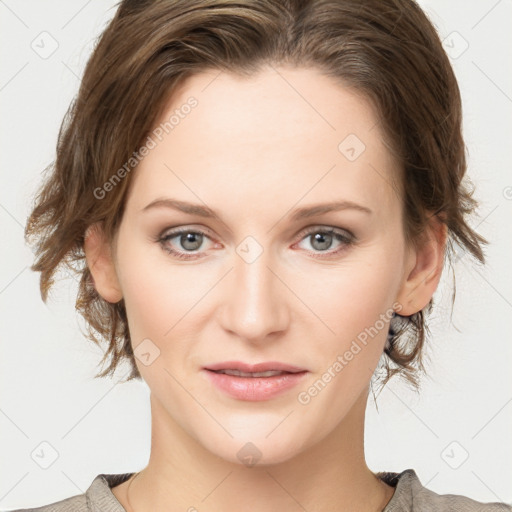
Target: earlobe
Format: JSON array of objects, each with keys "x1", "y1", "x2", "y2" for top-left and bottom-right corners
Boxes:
[
  {"x1": 395, "y1": 217, "x2": 447, "y2": 316},
  {"x1": 84, "y1": 222, "x2": 123, "y2": 303}
]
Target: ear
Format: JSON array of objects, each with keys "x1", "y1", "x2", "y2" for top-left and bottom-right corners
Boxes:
[
  {"x1": 395, "y1": 215, "x2": 447, "y2": 316},
  {"x1": 84, "y1": 222, "x2": 123, "y2": 303}
]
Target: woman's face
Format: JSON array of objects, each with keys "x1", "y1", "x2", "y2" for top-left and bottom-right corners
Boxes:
[{"x1": 103, "y1": 66, "x2": 421, "y2": 465}]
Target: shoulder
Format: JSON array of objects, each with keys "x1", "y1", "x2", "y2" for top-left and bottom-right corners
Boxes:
[
  {"x1": 6, "y1": 493, "x2": 87, "y2": 512},
  {"x1": 379, "y1": 469, "x2": 512, "y2": 512},
  {"x1": 6, "y1": 473, "x2": 134, "y2": 512}
]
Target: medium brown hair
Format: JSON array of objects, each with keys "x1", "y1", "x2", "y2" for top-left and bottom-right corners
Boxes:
[{"x1": 25, "y1": 0, "x2": 487, "y2": 388}]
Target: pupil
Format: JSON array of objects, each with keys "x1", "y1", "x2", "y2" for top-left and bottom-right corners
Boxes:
[
  {"x1": 182, "y1": 232, "x2": 201, "y2": 250},
  {"x1": 313, "y1": 232, "x2": 331, "y2": 251}
]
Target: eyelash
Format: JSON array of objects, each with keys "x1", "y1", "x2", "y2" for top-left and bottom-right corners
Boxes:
[{"x1": 155, "y1": 226, "x2": 356, "y2": 261}]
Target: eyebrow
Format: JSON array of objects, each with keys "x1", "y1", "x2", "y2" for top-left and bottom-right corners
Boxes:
[{"x1": 140, "y1": 197, "x2": 373, "y2": 221}]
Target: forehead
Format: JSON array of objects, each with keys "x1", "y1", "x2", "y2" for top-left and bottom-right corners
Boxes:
[{"x1": 125, "y1": 66, "x2": 401, "y2": 223}]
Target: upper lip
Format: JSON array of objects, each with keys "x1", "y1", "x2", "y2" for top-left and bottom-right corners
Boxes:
[{"x1": 204, "y1": 361, "x2": 307, "y2": 373}]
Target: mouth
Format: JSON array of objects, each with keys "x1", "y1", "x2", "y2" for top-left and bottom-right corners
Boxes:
[
  {"x1": 204, "y1": 360, "x2": 307, "y2": 374},
  {"x1": 208, "y1": 369, "x2": 296, "y2": 378},
  {"x1": 202, "y1": 361, "x2": 308, "y2": 401}
]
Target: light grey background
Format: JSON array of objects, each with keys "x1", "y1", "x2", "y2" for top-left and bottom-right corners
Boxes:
[{"x1": 1, "y1": 0, "x2": 511, "y2": 509}]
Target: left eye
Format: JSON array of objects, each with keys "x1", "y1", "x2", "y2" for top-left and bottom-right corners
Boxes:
[
  {"x1": 295, "y1": 227, "x2": 354, "y2": 256},
  {"x1": 158, "y1": 229, "x2": 212, "y2": 260},
  {"x1": 157, "y1": 226, "x2": 355, "y2": 260}
]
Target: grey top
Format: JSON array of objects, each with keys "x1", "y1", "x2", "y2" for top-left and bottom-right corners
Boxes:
[{"x1": 6, "y1": 469, "x2": 512, "y2": 511}]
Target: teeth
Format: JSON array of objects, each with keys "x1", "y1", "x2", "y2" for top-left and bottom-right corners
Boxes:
[{"x1": 215, "y1": 369, "x2": 287, "y2": 377}]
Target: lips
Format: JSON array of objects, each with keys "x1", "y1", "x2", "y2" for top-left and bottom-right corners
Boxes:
[
  {"x1": 202, "y1": 361, "x2": 308, "y2": 401},
  {"x1": 204, "y1": 360, "x2": 307, "y2": 375},
  {"x1": 212, "y1": 369, "x2": 288, "y2": 378}
]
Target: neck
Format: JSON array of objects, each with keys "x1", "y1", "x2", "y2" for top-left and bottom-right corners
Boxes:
[{"x1": 127, "y1": 388, "x2": 394, "y2": 512}]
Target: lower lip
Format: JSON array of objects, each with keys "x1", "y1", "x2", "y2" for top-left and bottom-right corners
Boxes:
[{"x1": 203, "y1": 369, "x2": 308, "y2": 401}]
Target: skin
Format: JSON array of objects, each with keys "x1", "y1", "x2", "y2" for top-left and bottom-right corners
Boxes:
[{"x1": 85, "y1": 66, "x2": 446, "y2": 512}]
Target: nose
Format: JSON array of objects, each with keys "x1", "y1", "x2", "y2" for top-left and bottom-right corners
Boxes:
[{"x1": 218, "y1": 244, "x2": 290, "y2": 344}]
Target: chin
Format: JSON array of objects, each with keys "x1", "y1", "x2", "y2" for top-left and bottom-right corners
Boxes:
[{"x1": 197, "y1": 426, "x2": 310, "y2": 468}]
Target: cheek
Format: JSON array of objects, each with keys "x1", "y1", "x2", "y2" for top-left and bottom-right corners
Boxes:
[
  {"x1": 341, "y1": 262, "x2": 396, "y2": 328},
  {"x1": 307, "y1": 243, "x2": 402, "y2": 371},
  {"x1": 294, "y1": 256, "x2": 399, "y2": 432},
  {"x1": 320, "y1": 256, "x2": 399, "y2": 329},
  {"x1": 115, "y1": 239, "x2": 191, "y2": 344}
]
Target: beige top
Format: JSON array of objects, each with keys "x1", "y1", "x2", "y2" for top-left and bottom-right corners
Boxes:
[{"x1": 9, "y1": 469, "x2": 512, "y2": 511}]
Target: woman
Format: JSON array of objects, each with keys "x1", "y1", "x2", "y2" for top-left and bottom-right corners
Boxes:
[{"x1": 16, "y1": 0, "x2": 511, "y2": 510}]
